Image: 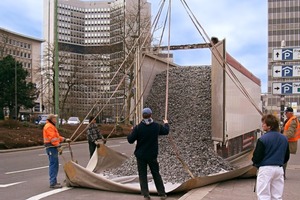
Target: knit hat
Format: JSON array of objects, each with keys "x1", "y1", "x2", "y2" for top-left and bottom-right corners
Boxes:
[
  {"x1": 47, "y1": 114, "x2": 58, "y2": 120},
  {"x1": 142, "y1": 108, "x2": 152, "y2": 115},
  {"x1": 285, "y1": 107, "x2": 293, "y2": 113}
]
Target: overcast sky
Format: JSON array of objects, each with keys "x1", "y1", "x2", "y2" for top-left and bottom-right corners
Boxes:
[{"x1": 0, "y1": 0, "x2": 267, "y2": 92}]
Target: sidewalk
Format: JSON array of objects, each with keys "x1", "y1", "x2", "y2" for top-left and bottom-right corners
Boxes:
[{"x1": 179, "y1": 153, "x2": 300, "y2": 200}]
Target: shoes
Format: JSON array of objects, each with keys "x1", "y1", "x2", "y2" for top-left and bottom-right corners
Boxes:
[
  {"x1": 50, "y1": 183, "x2": 62, "y2": 189},
  {"x1": 159, "y1": 194, "x2": 167, "y2": 200},
  {"x1": 144, "y1": 195, "x2": 151, "y2": 199}
]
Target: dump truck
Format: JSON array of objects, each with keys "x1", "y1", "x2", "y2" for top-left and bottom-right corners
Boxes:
[
  {"x1": 211, "y1": 40, "x2": 262, "y2": 159},
  {"x1": 140, "y1": 39, "x2": 262, "y2": 160},
  {"x1": 64, "y1": 39, "x2": 261, "y2": 192}
]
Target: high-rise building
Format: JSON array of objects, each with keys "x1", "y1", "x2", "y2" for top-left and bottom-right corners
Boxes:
[
  {"x1": 43, "y1": 0, "x2": 151, "y2": 120},
  {"x1": 267, "y1": 0, "x2": 300, "y2": 115}
]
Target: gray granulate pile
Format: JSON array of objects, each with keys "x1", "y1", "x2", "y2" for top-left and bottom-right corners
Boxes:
[{"x1": 105, "y1": 66, "x2": 234, "y2": 184}]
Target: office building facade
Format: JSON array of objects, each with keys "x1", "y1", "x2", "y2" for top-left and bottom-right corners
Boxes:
[
  {"x1": 267, "y1": 0, "x2": 300, "y2": 115},
  {"x1": 0, "y1": 27, "x2": 44, "y2": 116},
  {"x1": 43, "y1": 0, "x2": 151, "y2": 121}
]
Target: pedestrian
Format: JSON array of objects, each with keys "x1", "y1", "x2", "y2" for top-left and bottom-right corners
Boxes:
[
  {"x1": 87, "y1": 116, "x2": 106, "y2": 158},
  {"x1": 283, "y1": 107, "x2": 300, "y2": 179},
  {"x1": 127, "y1": 108, "x2": 169, "y2": 200},
  {"x1": 252, "y1": 114, "x2": 290, "y2": 200},
  {"x1": 43, "y1": 114, "x2": 71, "y2": 188}
]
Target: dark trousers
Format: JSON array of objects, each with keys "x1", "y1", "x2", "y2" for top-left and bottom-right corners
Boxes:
[
  {"x1": 283, "y1": 163, "x2": 287, "y2": 179},
  {"x1": 136, "y1": 157, "x2": 166, "y2": 197},
  {"x1": 88, "y1": 141, "x2": 96, "y2": 158}
]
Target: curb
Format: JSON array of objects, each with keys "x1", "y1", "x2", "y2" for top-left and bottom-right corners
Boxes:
[
  {"x1": 0, "y1": 145, "x2": 45, "y2": 153},
  {"x1": 0, "y1": 141, "x2": 86, "y2": 154},
  {"x1": 178, "y1": 184, "x2": 218, "y2": 200},
  {"x1": 0, "y1": 137, "x2": 126, "y2": 153}
]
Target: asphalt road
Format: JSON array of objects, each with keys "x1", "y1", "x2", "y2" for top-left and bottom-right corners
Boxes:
[
  {"x1": 0, "y1": 138, "x2": 184, "y2": 200},
  {"x1": 3, "y1": 138, "x2": 300, "y2": 200}
]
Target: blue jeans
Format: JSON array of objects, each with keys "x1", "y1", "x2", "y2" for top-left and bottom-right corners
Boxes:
[
  {"x1": 46, "y1": 147, "x2": 59, "y2": 186},
  {"x1": 136, "y1": 157, "x2": 166, "y2": 197}
]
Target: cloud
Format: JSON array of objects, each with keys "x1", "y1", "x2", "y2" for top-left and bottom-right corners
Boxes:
[
  {"x1": 0, "y1": 0, "x2": 267, "y2": 92},
  {"x1": 0, "y1": 0, "x2": 43, "y2": 38},
  {"x1": 150, "y1": 0, "x2": 267, "y2": 92}
]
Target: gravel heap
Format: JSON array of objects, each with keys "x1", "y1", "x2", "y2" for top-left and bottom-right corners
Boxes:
[{"x1": 105, "y1": 66, "x2": 234, "y2": 183}]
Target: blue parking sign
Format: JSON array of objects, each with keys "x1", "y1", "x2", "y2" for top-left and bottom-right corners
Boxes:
[
  {"x1": 282, "y1": 49, "x2": 293, "y2": 60},
  {"x1": 282, "y1": 66, "x2": 293, "y2": 77},
  {"x1": 281, "y1": 82, "x2": 293, "y2": 94}
]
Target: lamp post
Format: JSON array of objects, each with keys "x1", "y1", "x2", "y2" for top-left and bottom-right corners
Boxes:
[
  {"x1": 54, "y1": 0, "x2": 59, "y2": 125},
  {"x1": 280, "y1": 95, "x2": 285, "y2": 125},
  {"x1": 15, "y1": 60, "x2": 17, "y2": 120},
  {"x1": 279, "y1": 40, "x2": 286, "y2": 125}
]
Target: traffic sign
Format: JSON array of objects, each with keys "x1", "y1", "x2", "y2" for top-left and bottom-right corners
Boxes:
[
  {"x1": 272, "y1": 82, "x2": 300, "y2": 95},
  {"x1": 273, "y1": 65, "x2": 300, "y2": 77},
  {"x1": 273, "y1": 47, "x2": 300, "y2": 61}
]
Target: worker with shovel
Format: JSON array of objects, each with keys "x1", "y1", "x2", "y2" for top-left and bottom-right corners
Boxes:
[{"x1": 43, "y1": 114, "x2": 71, "y2": 189}]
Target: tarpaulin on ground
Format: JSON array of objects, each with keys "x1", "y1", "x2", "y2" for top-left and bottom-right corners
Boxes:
[{"x1": 64, "y1": 144, "x2": 255, "y2": 193}]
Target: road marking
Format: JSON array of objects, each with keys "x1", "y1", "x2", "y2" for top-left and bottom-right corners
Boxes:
[
  {"x1": 26, "y1": 187, "x2": 72, "y2": 200},
  {"x1": 0, "y1": 181, "x2": 26, "y2": 188},
  {"x1": 5, "y1": 166, "x2": 49, "y2": 174},
  {"x1": 5, "y1": 164, "x2": 61, "y2": 175},
  {"x1": 39, "y1": 150, "x2": 70, "y2": 156}
]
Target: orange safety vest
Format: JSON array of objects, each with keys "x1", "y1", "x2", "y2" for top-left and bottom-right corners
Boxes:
[
  {"x1": 43, "y1": 121, "x2": 64, "y2": 146},
  {"x1": 284, "y1": 116, "x2": 300, "y2": 142}
]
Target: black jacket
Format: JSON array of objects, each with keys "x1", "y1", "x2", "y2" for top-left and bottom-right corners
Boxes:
[
  {"x1": 127, "y1": 120, "x2": 169, "y2": 159},
  {"x1": 252, "y1": 131, "x2": 290, "y2": 168}
]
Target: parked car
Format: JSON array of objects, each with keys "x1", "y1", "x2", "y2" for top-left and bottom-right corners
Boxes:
[
  {"x1": 105, "y1": 117, "x2": 115, "y2": 124},
  {"x1": 38, "y1": 116, "x2": 48, "y2": 125},
  {"x1": 35, "y1": 114, "x2": 49, "y2": 125},
  {"x1": 59, "y1": 118, "x2": 66, "y2": 125},
  {"x1": 82, "y1": 119, "x2": 89, "y2": 125},
  {"x1": 67, "y1": 117, "x2": 80, "y2": 125}
]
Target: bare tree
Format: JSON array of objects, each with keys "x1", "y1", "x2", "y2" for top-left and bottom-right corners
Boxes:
[
  {"x1": 40, "y1": 0, "x2": 151, "y2": 124},
  {"x1": 42, "y1": 42, "x2": 82, "y2": 122},
  {"x1": 110, "y1": 0, "x2": 151, "y2": 124}
]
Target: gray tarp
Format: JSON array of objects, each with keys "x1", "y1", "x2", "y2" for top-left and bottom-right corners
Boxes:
[{"x1": 64, "y1": 144, "x2": 255, "y2": 193}]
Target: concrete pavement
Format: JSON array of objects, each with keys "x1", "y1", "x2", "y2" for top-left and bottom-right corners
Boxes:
[{"x1": 179, "y1": 148, "x2": 300, "y2": 200}]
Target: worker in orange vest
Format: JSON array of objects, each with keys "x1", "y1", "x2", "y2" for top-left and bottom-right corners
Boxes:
[
  {"x1": 283, "y1": 107, "x2": 300, "y2": 179},
  {"x1": 43, "y1": 114, "x2": 71, "y2": 188}
]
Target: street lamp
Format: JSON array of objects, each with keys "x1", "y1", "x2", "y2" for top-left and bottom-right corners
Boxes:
[
  {"x1": 280, "y1": 95, "x2": 285, "y2": 125},
  {"x1": 279, "y1": 40, "x2": 286, "y2": 124},
  {"x1": 15, "y1": 60, "x2": 17, "y2": 120}
]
